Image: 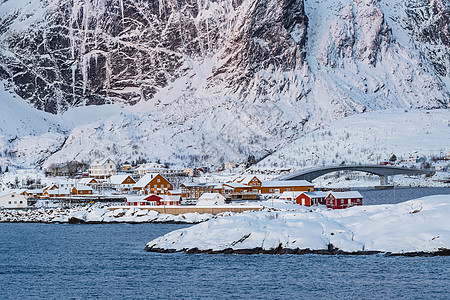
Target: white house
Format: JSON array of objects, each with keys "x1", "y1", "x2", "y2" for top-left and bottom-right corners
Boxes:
[
  {"x1": 135, "y1": 163, "x2": 165, "y2": 176},
  {"x1": 196, "y1": 193, "x2": 226, "y2": 206},
  {"x1": 108, "y1": 175, "x2": 136, "y2": 191},
  {"x1": 89, "y1": 158, "x2": 117, "y2": 179},
  {"x1": 0, "y1": 190, "x2": 28, "y2": 208},
  {"x1": 54, "y1": 180, "x2": 77, "y2": 190}
]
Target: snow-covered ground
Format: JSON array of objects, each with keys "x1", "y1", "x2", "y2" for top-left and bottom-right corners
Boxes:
[{"x1": 146, "y1": 195, "x2": 450, "y2": 255}]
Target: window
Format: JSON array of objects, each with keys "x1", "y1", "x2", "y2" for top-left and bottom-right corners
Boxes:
[
  {"x1": 286, "y1": 188, "x2": 290, "y2": 191},
  {"x1": 8, "y1": 201, "x2": 11, "y2": 204},
  {"x1": 157, "y1": 179, "x2": 160, "y2": 182},
  {"x1": 11, "y1": 194, "x2": 14, "y2": 197},
  {"x1": 20, "y1": 201, "x2": 23, "y2": 204},
  {"x1": 161, "y1": 184, "x2": 164, "y2": 188}
]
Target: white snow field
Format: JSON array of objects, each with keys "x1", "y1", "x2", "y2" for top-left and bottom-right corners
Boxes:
[{"x1": 146, "y1": 195, "x2": 450, "y2": 255}]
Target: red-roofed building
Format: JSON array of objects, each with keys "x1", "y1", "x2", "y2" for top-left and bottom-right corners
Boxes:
[{"x1": 325, "y1": 191, "x2": 363, "y2": 209}]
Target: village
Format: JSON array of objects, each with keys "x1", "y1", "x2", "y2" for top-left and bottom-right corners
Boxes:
[{"x1": 0, "y1": 157, "x2": 365, "y2": 212}]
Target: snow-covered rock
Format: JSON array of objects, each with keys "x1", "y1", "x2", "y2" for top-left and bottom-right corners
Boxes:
[
  {"x1": 145, "y1": 195, "x2": 450, "y2": 255},
  {"x1": 0, "y1": 206, "x2": 216, "y2": 224}
]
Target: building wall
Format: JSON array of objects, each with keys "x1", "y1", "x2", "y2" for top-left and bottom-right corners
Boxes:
[
  {"x1": 0, "y1": 194, "x2": 28, "y2": 208},
  {"x1": 142, "y1": 174, "x2": 173, "y2": 195},
  {"x1": 72, "y1": 188, "x2": 93, "y2": 195},
  {"x1": 261, "y1": 185, "x2": 313, "y2": 194},
  {"x1": 326, "y1": 196, "x2": 363, "y2": 209},
  {"x1": 89, "y1": 159, "x2": 117, "y2": 178}
]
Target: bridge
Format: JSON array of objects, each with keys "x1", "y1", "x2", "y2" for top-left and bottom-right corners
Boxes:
[{"x1": 279, "y1": 165, "x2": 435, "y2": 185}]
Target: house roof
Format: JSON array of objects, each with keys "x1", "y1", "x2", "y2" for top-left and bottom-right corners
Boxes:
[
  {"x1": 181, "y1": 182, "x2": 218, "y2": 188},
  {"x1": 55, "y1": 180, "x2": 76, "y2": 186},
  {"x1": 223, "y1": 182, "x2": 249, "y2": 188},
  {"x1": 168, "y1": 189, "x2": 183, "y2": 194},
  {"x1": 328, "y1": 191, "x2": 363, "y2": 199},
  {"x1": 240, "y1": 175, "x2": 260, "y2": 185},
  {"x1": 91, "y1": 157, "x2": 116, "y2": 167},
  {"x1": 162, "y1": 195, "x2": 181, "y2": 202},
  {"x1": 0, "y1": 190, "x2": 26, "y2": 197},
  {"x1": 43, "y1": 183, "x2": 58, "y2": 190},
  {"x1": 262, "y1": 180, "x2": 313, "y2": 188},
  {"x1": 301, "y1": 191, "x2": 329, "y2": 198},
  {"x1": 74, "y1": 186, "x2": 93, "y2": 191},
  {"x1": 142, "y1": 194, "x2": 163, "y2": 201},
  {"x1": 46, "y1": 188, "x2": 71, "y2": 195},
  {"x1": 198, "y1": 193, "x2": 226, "y2": 201},
  {"x1": 127, "y1": 195, "x2": 150, "y2": 202},
  {"x1": 109, "y1": 175, "x2": 134, "y2": 185},
  {"x1": 78, "y1": 178, "x2": 97, "y2": 184},
  {"x1": 134, "y1": 173, "x2": 161, "y2": 188},
  {"x1": 26, "y1": 189, "x2": 44, "y2": 194}
]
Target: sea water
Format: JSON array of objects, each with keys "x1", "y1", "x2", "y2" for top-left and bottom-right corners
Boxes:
[{"x1": 1, "y1": 188, "x2": 450, "y2": 299}]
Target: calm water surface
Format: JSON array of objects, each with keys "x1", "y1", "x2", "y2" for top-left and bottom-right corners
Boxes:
[
  {"x1": 1, "y1": 188, "x2": 450, "y2": 299},
  {"x1": 359, "y1": 187, "x2": 450, "y2": 205}
]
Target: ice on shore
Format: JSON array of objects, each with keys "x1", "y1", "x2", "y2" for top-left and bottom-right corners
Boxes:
[{"x1": 146, "y1": 195, "x2": 450, "y2": 254}]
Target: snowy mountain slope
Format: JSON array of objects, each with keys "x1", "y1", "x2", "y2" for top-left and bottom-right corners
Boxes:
[
  {"x1": 254, "y1": 109, "x2": 450, "y2": 171},
  {"x1": 0, "y1": 0, "x2": 449, "y2": 168},
  {"x1": 0, "y1": 80, "x2": 124, "y2": 168}
]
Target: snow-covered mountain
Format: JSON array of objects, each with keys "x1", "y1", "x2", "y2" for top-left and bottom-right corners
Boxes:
[
  {"x1": 253, "y1": 109, "x2": 450, "y2": 171},
  {"x1": 0, "y1": 0, "x2": 449, "y2": 168}
]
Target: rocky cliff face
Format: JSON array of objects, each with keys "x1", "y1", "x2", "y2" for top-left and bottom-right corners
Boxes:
[
  {"x1": 405, "y1": 0, "x2": 450, "y2": 77},
  {"x1": 0, "y1": 0, "x2": 449, "y2": 167},
  {"x1": 0, "y1": 0, "x2": 311, "y2": 113}
]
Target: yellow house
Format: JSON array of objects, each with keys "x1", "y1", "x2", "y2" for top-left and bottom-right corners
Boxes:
[
  {"x1": 260, "y1": 180, "x2": 314, "y2": 194},
  {"x1": 233, "y1": 175, "x2": 263, "y2": 192},
  {"x1": 72, "y1": 186, "x2": 93, "y2": 195}
]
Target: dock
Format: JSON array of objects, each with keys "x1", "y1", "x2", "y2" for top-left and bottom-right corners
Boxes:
[{"x1": 106, "y1": 205, "x2": 264, "y2": 215}]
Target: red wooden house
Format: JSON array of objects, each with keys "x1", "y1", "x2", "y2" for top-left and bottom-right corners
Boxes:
[
  {"x1": 325, "y1": 191, "x2": 363, "y2": 209},
  {"x1": 295, "y1": 191, "x2": 328, "y2": 206}
]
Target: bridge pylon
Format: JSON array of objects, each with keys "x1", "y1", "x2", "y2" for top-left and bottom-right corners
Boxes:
[{"x1": 379, "y1": 175, "x2": 388, "y2": 186}]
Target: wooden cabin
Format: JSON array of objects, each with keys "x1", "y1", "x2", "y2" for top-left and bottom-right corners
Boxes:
[
  {"x1": 325, "y1": 191, "x2": 363, "y2": 209},
  {"x1": 260, "y1": 180, "x2": 314, "y2": 194},
  {"x1": 72, "y1": 186, "x2": 93, "y2": 195}
]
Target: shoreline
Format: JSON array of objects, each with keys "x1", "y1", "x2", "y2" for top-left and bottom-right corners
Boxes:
[{"x1": 145, "y1": 244, "x2": 450, "y2": 257}]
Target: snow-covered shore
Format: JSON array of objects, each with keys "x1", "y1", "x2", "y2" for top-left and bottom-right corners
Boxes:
[
  {"x1": 0, "y1": 206, "x2": 215, "y2": 224},
  {"x1": 146, "y1": 195, "x2": 450, "y2": 256}
]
